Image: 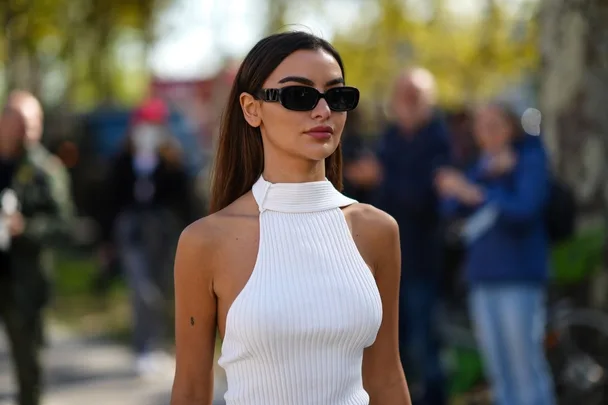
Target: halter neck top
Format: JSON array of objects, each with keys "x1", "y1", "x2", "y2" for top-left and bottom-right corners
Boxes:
[{"x1": 217, "y1": 175, "x2": 383, "y2": 405}]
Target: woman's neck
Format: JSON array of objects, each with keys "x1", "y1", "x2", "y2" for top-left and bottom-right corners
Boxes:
[{"x1": 262, "y1": 157, "x2": 326, "y2": 184}]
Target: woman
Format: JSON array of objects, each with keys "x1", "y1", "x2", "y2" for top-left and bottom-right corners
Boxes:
[
  {"x1": 103, "y1": 98, "x2": 193, "y2": 378},
  {"x1": 171, "y1": 32, "x2": 410, "y2": 405},
  {"x1": 436, "y1": 103, "x2": 555, "y2": 405}
]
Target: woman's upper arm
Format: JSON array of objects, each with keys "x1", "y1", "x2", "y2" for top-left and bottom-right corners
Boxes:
[
  {"x1": 171, "y1": 221, "x2": 217, "y2": 405},
  {"x1": 361, "y1": 208, "x2": 411, "y2": 405}
]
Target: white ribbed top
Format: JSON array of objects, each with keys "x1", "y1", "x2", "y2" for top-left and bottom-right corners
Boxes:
[{"x1": 217, "y1": 175, "x2": 383, "y2": 405}]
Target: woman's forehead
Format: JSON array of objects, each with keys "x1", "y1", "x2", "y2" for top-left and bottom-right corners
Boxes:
[{"x1": 265, "y1": 50, "x2": 342, "y2": 86}]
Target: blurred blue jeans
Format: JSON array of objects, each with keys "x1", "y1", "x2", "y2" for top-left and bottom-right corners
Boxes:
[{"x1": 469, "y1": 284, "x2": 556, "y2": 405}]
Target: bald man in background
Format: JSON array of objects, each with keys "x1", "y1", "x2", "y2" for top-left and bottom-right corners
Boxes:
[
  {"x1": 375, "y1": 68, "x2": 451, "y2": 405},
  {"x1": 0, "y1": 91, "x2": 74, "y2": 405}
]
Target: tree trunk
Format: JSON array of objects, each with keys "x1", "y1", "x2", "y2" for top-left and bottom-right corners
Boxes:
[
  {"x1": 539, "y1": 0, "x2": 608, "y2": 306},
  {"x1": 139, "y1": 0, "x2": 155, "y2": 73},
  {"x1": 26, "y1": 39, "x2": 41, "y2": 98},
  {"x1": 264, "y1": 0, "x2": 288, "y2": 34},
  {"x1": 88, "y1": 0, "x2": 115, "y2": 106},
  {"x1": 3, "y1": 6, "x2": 25, "y2": 91},
  {"x1": 540, "y1": 0, "x2": 608, "y2": 213}
]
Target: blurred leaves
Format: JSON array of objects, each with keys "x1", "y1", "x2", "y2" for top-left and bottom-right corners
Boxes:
[
  {"x1": 0, "y1": 0, "x2": 173, "y2": 108},
  {"x1": 328, "y1": 0, "x2": 540, "y2": 110},
  {"x1": 0, "y1": 0, "x2": 541, "y2": 112}
]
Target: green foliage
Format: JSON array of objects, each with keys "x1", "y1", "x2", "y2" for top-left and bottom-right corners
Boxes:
[
  {"x1": 329, "y1": 0, "x2": 540, "y2": 109},
  {"x1": 51, "y1": 250, "x2": 130, "y2": 338},
  {"x1": 0, "y1": 0, "x2": 174, "y2": 107},
  {"x1": 447, "y1": 348, "x2": 484, "y2": 395},
  {"x1": 551, "y1": 226, "x2": 604, "y2": 284}
]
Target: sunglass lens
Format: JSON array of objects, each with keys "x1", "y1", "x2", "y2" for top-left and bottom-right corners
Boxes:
[
  {"x1": 326, "y1": 87, "x2": 359, "y2": 112},
  {"x1": 280, "y1": 86, "x2": 319, "y2": 111}
]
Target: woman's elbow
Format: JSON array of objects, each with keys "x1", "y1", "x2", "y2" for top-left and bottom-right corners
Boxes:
[
  {"x1": 171, "y1": 368, "x2": 214, "y2": 405},
  {"x1": 171, "y1": 350, "x2": 215, "y2": 404}
]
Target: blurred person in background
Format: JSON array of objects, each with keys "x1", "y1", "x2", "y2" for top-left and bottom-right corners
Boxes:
[
  {"x1": 436, "y1": 102, "x2": 555, "y2": 405},
  {"x1": 0, "y1": 90, "x2": 74, "y2": 405},
  {"x1": 378, "y1": 68, "x2": 450, "y2": 405},
  {"x1": 342, "y1": 109, "x2": 381, "y2": 204},
  {"x1": 375, "y1": 67, "x2": 450, "y2": 405},
  {"x1": 101, "y1": 98, "x2": 193, "y2": 379}
]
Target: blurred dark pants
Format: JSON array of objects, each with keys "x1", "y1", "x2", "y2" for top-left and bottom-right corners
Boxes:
[
  {"x1": 399, "y1": 278, "x2": 446, "y2": 405},
  {"x1": 115, "y1": 208, "x2": 179, "y2": 355},
  {"x1": 0, "y1": 281, "x2": 41, "y2": 405}
]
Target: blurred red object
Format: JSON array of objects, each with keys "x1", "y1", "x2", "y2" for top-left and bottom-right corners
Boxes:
[
  {"x1": 131, "y1": 97, "x2": 169, "y2": 125},
  {"x1": 221, "y1": 60, "x2": 240, "y2": 85}
]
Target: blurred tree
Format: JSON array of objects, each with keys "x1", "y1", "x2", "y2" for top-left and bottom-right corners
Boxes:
[
  {"x1": 265, "y1": 0, "x2": 289, "y2": 34},
  {"x1": 539, "y1": 0, "x2": 608, "y2": 215},
  {"x1": 0, "y1": 0, "x2": 173, "y2": 108},
  {"x1": 327, "y1": 0, "x2": 539, "y2": 114},
  {"x1": 539, "y1": 0, "x2": 608, "y2": 306}
]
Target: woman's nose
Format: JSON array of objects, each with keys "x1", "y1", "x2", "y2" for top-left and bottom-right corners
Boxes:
[{"x1": 311, "y1": 98, "x2": 331, "y2": 120}]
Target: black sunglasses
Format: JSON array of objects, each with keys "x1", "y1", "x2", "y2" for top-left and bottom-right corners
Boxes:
[{"x1": 257, "y1": 85, "x2": 360, "y2": 112}]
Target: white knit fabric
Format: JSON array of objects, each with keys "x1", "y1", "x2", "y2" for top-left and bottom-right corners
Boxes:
[{"x1": 217, "y1": 175, "x2": 383, "y2": 405}]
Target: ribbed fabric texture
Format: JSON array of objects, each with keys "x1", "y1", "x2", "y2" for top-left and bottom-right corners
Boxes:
[{"x1": 218, "y1": 175, "x2": 383, "y2": 405}]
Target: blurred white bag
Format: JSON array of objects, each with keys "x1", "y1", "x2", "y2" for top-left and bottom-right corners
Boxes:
[{"x1": 0, "y1": 189, "x2": 19, "y2": 251}]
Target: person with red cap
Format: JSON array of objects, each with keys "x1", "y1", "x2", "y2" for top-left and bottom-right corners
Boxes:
[
  {"x1": 131, "y1": 97, "x2": 169, "y2": 124},
  {"x1": 101, "y1": 97, "x2": 193, "y2": 379}
]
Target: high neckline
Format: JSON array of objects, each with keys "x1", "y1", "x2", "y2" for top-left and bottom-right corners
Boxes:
[{"x1": 252, "y1": 175, "x2": 357, "y2": 213}]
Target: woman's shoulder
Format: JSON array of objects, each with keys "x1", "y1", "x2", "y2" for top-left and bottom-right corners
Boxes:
[
  {"x1": 177, "y1": 215, "x2": 224, "y2": 266},
  {"x1": 344, "y1": 203, "x2": 399, "y2": 250},
  {"x1": 345, "y1": 201, "x2": 397, "y2": 225},
  {"x1": 175, "y1": 193, "x2": 259, "y2": 284},
  {"x1": 343, "y1": 203, "x2": 400, "y2": 276},
  {"x1": 180, "y1": 192, "x2": 258, "y2": 248}
]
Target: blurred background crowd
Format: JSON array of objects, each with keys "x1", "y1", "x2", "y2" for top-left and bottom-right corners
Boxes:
[{"x1": 1, "y1": 0, "x2": 608, "y2": 404}]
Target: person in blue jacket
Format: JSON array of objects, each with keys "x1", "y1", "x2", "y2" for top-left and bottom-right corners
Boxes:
[{"x1": 435, "y1": 102, "x2": 556, "y2": 405}]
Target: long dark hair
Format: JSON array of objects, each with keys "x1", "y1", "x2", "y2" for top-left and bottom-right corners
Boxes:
[{"x1": 209, "y1": 31, "x2": 346, "y2": 214}]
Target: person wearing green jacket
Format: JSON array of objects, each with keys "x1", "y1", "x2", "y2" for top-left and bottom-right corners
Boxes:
[{"x1": 0, "y1": 91, "x2": 75, "y2": 405}]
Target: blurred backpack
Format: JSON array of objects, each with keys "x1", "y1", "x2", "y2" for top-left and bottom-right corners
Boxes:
[{"x1": 545, "y1": 177, "x2": 576, "y2": 244}]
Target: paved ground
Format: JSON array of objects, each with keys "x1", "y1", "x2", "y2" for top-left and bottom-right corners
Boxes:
[{"x1": 0, "y1": 325, "x2": 227, "y2": 405}]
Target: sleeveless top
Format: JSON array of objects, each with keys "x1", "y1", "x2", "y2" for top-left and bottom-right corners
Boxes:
[{"x1": 217, "y1": 175, "x2": 383, "y2": 405}]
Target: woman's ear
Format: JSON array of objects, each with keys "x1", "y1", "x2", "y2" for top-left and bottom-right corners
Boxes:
[{"x1": 240, "y1": 92, "x2": 262, "y2": 128}]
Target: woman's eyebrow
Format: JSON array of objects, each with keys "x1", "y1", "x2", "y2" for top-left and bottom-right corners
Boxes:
[
  {"x1": 277, "y1": 76, "x2": 345, "y2": 86},
  {"x1": 326, "y1": 77, "x2": 344, "y2": 86},
  {"x1": 278, "y1": 76, "x2": 314, "y2": 85}
]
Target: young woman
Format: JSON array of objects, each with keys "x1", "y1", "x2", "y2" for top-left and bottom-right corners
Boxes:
[
  {"x1": 170, "y1": 32, "x2": 410, "y2": 405},
  {"x1": 436, "y1": 103, "x2": 555, "y2": 405}
]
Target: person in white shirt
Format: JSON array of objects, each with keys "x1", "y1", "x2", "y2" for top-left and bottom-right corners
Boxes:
[{"x1": 170, "y1": 31, "x2": 410, "y2": 405}]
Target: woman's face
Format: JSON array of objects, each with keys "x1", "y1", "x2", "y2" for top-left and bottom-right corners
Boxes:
[
  {"x1": 473, "y1": 105, "x2": 514, "y2": 154},
  {"x1": 241, "y1": 49, "x2": 348, "y2": 164}
]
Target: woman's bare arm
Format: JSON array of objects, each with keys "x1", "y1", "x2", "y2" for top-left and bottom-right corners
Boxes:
[
  {"x1": 171, "y1": 220, "x2": 218, "y2": 405},
  {"x1": 359, "y1": 206, "x2": 411, "y2": 405}
]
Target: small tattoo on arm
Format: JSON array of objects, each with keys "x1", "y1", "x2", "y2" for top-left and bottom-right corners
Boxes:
[{"x1": 190, "y1": 317, "x2": 195, "y2": 326}]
